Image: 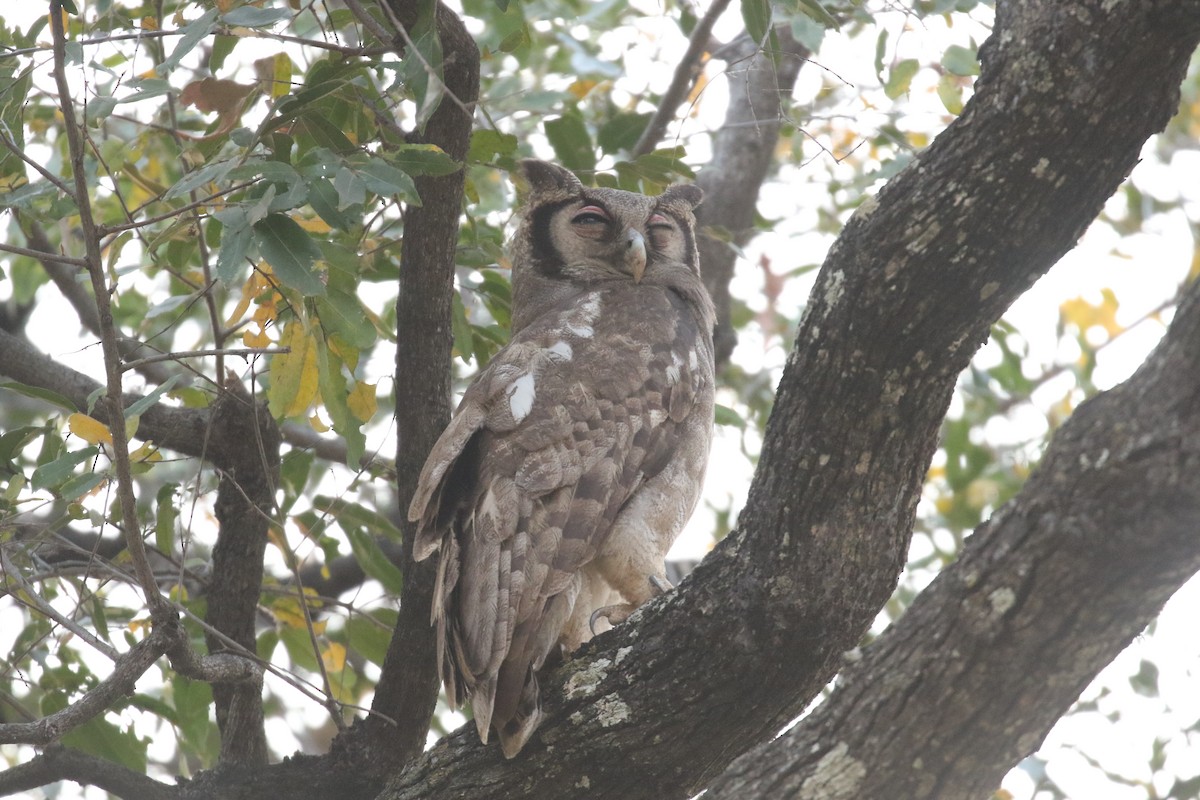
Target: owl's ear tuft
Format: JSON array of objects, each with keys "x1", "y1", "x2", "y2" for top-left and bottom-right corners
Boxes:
[
  {"x1": 661, "y1": 183, "x2": 703, "y2": 210},
  {"x1": 517, "y1": 159, "x2": 583, "y2": 199}
]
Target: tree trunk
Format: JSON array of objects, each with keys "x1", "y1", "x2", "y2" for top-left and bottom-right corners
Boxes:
[{"x1": 376, "y1": 1, "x2": 1200, "y2": 797}]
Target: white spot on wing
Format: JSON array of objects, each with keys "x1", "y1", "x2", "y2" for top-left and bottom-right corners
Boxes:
[
  {"x1": 567, "y1": 323, "x2": 594, "y2": 338},
  {"x1": 546, "y1": 340, "x2": 573, "y2": 361},
  {"x1": 507, "y1": 373, "x2": 536, "y2": 422},
  {"x1": 666, "y1": 351, "x2": 685, "y2": 385}
]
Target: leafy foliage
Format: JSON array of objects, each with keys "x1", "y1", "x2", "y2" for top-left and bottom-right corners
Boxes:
[{"x1": 0, "y1": 0, "x2": 1196, "y2": 797}]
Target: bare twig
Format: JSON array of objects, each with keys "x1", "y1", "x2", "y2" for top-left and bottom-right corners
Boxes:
[
  {"x1": 49, "y1": 1, "x2": 171, "y2": 620},
  {"x1": 0, "y1": 625, "x2": 173, "y2": 745},
  {"x1": 0, "y1": 241, "x2": 87, "y2": 266},
  {"x1": 0, "y1": 125, "x2": 76, "y2": 197},
  {"x1": 632, "y1": 0, "x2": 733, "y2": 157},
  {"x1": 0, "y1": 546, "x2": 119, "y2": 662},
  {"x1": 120, "y1": 347, "x2": 289, "y2": 372}
]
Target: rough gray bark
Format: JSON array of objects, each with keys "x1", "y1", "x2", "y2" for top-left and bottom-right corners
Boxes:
[
  {"x1": 357, "y1": 0, "x2": 480, "y2": 773},
  {"x1": 705, "y1": 276, "x2": 1200, "y2": 798},
  {"x1": 374, "y1": 1, "x2": 1200, "y2": 797}
]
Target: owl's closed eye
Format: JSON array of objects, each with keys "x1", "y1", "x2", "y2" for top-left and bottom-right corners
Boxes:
[{"x1": 408, "y1": 159, "x2": 716, "y2": 757}]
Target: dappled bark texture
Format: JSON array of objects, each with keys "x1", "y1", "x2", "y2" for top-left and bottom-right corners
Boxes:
[
  {"x1": 707, "y1": 277, "x2": 1200, "y2": 798},
  {"x1": 354, "y1": 0, "x2": 481, "y2": 773},
  {"x1": 376, "y1": 2, "x2": 1200, "y2": 798},
  {"x1": 204, "y1": 382, "x2": 280, "y2": 765}
]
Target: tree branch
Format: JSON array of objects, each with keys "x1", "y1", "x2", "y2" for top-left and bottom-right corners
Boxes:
[
  {"x1": 632, "y1": 0, "x2": 733, "y2": 157},
  {"x1": 374, "y1": 1, "x2": 1200, "y2": 796},
  {"x1": 351, "y1": 0, "x2": 479, "y2": 773},
  {"x1": 704, "y1": 277, "x2": 1200, "y2": 797},
  {"x1": 696, "y1": 27, "x2": 809, "y2": 366},
  {"x1": 0, "y1": 745, "x2": 174, "y2": 800}
]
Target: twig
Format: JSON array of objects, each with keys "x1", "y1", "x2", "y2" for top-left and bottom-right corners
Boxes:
[
  {"x1": 0, "y1": 241, "x2": 87, "y2": 266},
  {"x1": 0, "y1": 29, "x2": 181, "y2": 60},
  {"x1": 0, "y1": 124, "x2": 76, "y2": 198},
  {"x1": 633, "y1": 0, "x2": 733, "y2": 157},
  {"x1": 120, "y1": 347, "x2": 289, "y2": 372},
  {"x1": 0, "y1": 546, "x2": 119, "y2": 662},
  {"x1": 49, "y1": 1, "x2": 171, "y2": 620},
  {"x1": 0, "y1": 625, "x2": 173, "y2": 745},
  {"x1": 98, "y1": 180, "x2": 258, "y2": 238}
]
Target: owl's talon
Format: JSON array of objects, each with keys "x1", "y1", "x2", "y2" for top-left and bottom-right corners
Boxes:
[
  {"x1": 589, "y1": 603, "x2": 634, "y2": 636},
  {"x1": 649, "y1": 575, "x2": 673, "y2": 595}
]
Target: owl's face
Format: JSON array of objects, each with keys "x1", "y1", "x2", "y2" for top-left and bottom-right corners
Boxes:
[{"x1": 510, "y1": 159, "x2": 704, "y2": 332}]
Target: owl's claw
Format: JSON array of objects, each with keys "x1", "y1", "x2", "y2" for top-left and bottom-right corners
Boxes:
[{"x1": 589, "y1": 575, "x2": 675, "y2": 636}]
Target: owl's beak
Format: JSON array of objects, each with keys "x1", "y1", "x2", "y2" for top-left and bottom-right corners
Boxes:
[{"x1": 625, "y1": 229, "x2": 647, "y2": 283}]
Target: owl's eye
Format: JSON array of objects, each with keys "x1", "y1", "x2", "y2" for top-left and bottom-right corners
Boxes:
[
  {"x1": 571, "y1": 206, "x2": 610, "y2": 226},
  {"x1": 648, "y1": 213, "x2": 674, "y2": 231}
]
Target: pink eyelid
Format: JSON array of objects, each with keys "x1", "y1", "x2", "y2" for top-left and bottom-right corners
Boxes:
[
  {"x1": 576, "y1": 205, "x2": 609, "y2": 219},
  {"x1": 649, "y1": 213, "x2": 671, "y2": 226}
]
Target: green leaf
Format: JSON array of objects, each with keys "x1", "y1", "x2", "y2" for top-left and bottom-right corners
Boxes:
[
  {"x1": 313, "y1": 495, "x2": 403, "y2": 540},
  {"x1": 545, "y1": 110, "x2": 596, "y2": 173},
  {"x1": 597, "y1": 111, "x2": 652, "y2": 155},
  {"x1": 941, "y1": 43, "x2": 979, "y2": 77},
  {"x1": 468, "y1": 129, "x2": 518, "y2": 163},
  {"x1": 399, "y1": 10, "x2": 445, "y2": 132},
  {"x1": 796, "y1": 0, "x2": 839, "y2": 29},
  {"x1": 345, "y1": 526, "x2": 405, "y2": 595},
  {"x1": 62, "y1": 715, "x2": 147, "y2": 773},
  {"x1": 253, "y1": 214, "x2": 326, "y2": 296},
  {"x1": 314, "y1": 337, "x2": 365, "y2": 465},
  {"x1": 31, "y1": 447, "x2": 98, "y2": 491},
  {"x1": 741, "y1": 0, "x2": 772, "y2": 46},
  {"x1": 356, "y1": 157, "x2": 421, "y2": 203},
  {"x1": 215, "y1": 210, "x2": 253, "y2": 285},
  {"x1": 344, "y1": 609, "x2": 398, "y2": 666},
  {"x1": 714, "y1": 404, "x2": 747, "y2": 429},
  {"x1": 884, "y1": 59, "x2": 920, "y2": 99},
  {"x1": 125, "y1": 374, "x2": 184, "y2": 419},
  {"x1": 157, "y1": 8, "x2": 219, "y2": 76},
  {"x1": 386, "y1": 144, "x2": 460, "y2": 177},
  {"x1": 221, "y1": 6, "x2": 291, "y2": 27},
  {"x1": 316, "y1": 288, "x2": 376, "y2": 350},
  {"x1": 0, "y1": 381, "x2": 78, "y2": 412},
  {"x1": 308, "y1": 178, "x2": 355, "y2": 231},
  {"x1": 59, "y1": 471, "x2": 107, "y2": 501}
]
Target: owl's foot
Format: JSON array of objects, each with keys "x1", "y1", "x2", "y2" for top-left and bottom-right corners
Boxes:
[{"x1": 589, "y1": 575, "x2": 675, "y2": 635}]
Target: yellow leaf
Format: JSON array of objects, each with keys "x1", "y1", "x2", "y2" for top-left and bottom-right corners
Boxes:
[
  {"x1": 254, "y1": 53, "x2": 293, "y2": 100},
  {"x1": 140, "y1": 16, "x2": 158, "y2": 30},
  {"x1": 272, "y1": 596, "x2": 307, "y2": 629},
  {"x1": 294, "y1": 216, "x2": 332, "y2": 234},
  {"x1": 567, "y1": 79, "x2": 598, "y2": 100},
  {"x1": 1060, "y1": 288, "x2": 1121, "y2": 339},
  {"x1": 321, "y1": 641, "x2": 347, "y2": 672},
  {"x1": 225, "y1": 273, "x2": 257, "y2": 328},
  {"x1": 346, "y1": 381, "x2": 377, "y2": 423},
  {"x1": 130, "y1": 442, "x2": 161, "y2": 463},
  {"x1": 68, "y1": 413, "x2": 113, "y2": 446},
  {"x1": 309, "y1": 413, "x2": 330, "y2": 433},
  {"x1": 243, "y1": 328, "x2": 272, "y2": 348},
  {"x1": 1188, "y1": 244, "x2": 1200, "y2": 283},
  {"x1": 268, "y1": 321, "x2": 320, "y2": 418}
]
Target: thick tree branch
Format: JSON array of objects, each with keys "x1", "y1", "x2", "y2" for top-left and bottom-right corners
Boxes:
[
  {"x1": 376, "y1": 1, "x2": 1200, "y2": 797},
  {"x1": 203, "y1": 382, "x2": 280, "y2": 765},
  {"x1": 696, "y1": 27, "x2": 809, "y2": 366},
  {"x1": 706, "y1": 276, "x2": 1200, "y2": 798},
  {"x1": 0, "y1": 745, "x2": 174, "y2": 800},
  {"x1": 353, "y1": 0, "x2": 480, "y2": 772}
]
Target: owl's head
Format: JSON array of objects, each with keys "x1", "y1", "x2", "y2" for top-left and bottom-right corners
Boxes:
[{"x1": 509, "y1": 159, "x2": 706, "y2": 333}]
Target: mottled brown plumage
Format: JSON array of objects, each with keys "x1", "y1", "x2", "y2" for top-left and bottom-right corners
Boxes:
[{"x1": 408, "y1": 159, "x2": 715, "y2": 757}]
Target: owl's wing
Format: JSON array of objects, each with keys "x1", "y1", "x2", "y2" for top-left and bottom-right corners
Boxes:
[{"x1": 408, "y1": 286, "x2": 710, "y2": 755}]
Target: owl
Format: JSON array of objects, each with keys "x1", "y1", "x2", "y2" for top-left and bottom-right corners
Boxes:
[{"x1": 408, "y1": 159, "x2": 715, "y2": 757}]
